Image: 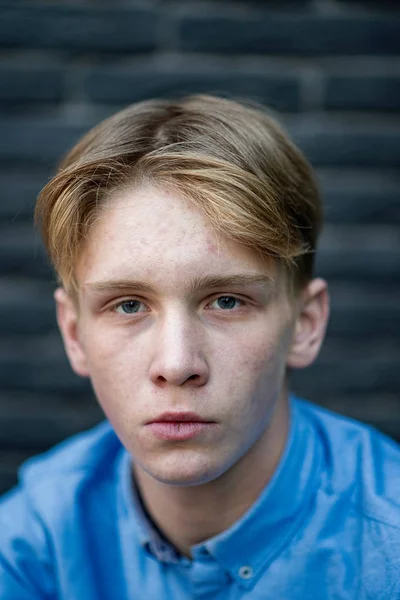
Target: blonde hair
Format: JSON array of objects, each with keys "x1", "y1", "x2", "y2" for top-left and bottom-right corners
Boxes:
[{"x1": 35, "y1": 95, "x2": 322, "y2": 295}]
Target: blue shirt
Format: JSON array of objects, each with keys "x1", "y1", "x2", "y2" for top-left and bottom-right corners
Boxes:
[{"x1": 1, "y1": 396, "x2": 399, "y2": 599}]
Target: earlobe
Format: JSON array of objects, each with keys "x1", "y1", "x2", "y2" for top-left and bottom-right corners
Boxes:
[
  {"x1": 54, "y1": 287, "x2": 90, "y2": 378},
  {"x1": 287, "y1": 278, "x2": 330, "y2": 369}
]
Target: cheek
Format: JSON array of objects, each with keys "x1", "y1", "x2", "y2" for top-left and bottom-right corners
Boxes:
[
  {"x1": 222, "y1": 323, "x2": 293, "y2": 413},
  {"x1": 81, "y1": 318, "x2": 146, "y2": 371},
  {"x1": 79, "y1": 327, "x2": 143, "y2": 413},
  {"x1": 226, "y1": 328, "x2": 286, "y2": 384},
  {"x1": 84, "y1": 337, "x2": 126, "y2": 384}
]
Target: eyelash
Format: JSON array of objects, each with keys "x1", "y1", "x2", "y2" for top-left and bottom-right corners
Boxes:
[{"x1": 111, "y1": 295, "x2": 246, "y2": 316}]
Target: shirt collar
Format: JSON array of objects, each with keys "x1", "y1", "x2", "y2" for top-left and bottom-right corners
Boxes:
[
  {"x1": 119, "y1": 395, "x2": 322, "y2": 587},
  {"x1": 120, "y1": 449, "x2": 182, "y2": 563},
  {"x1": 196, "y1": 395, "x2": 323, "y2": 589}
]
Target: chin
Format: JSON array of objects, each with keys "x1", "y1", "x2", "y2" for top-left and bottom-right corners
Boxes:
[{"x1": 143, "y1": 451, "x2": 223, "y2": 487}]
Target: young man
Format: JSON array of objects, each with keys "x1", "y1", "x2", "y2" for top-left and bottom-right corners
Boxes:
[{"x1": 0, "y1": 95, "x2": 399, "y2": 599}]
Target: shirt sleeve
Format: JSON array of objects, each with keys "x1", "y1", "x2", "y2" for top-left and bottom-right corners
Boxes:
[{"x1": 0, "y1": 486, "x2": 56, "y2": 599}]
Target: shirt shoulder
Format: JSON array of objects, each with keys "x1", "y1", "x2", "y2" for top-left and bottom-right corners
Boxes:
[
  {"x1": 296, "y1": 398, "x2": 400, "y2": 532},
  {"x1": 0, "y1": 419, "x2": 124, "y2": 539},
  {"x1": 0, "y1": 421, "x2": 123, "y2": 598},
  {"x1": 8, "y1": 419, "x2": 124, "y2": 527},
  {"x1": 0, "y1": 419, "x2": 123, "y2": 521}
]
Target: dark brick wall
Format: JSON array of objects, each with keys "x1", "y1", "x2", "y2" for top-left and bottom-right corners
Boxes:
[{"x1": 0, "y1": 0, "x2": 399, "y2": 494}]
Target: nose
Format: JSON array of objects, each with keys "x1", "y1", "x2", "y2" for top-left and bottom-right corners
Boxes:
[{"x1": 149, "y1": 311, "x2": 209, "y2": 388}]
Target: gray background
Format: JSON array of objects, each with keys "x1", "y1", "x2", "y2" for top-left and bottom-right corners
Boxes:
[{"x1": 0, "y1": 0, "x2": 399, "y2": 494}]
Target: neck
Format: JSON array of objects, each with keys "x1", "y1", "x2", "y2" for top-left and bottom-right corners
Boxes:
[{"x1": 133, "y1": 393, "x2": 290, "y2": 558}]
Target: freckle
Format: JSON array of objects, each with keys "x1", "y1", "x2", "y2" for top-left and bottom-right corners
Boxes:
[{"x1": 207, "y1": 240, "x2": 218, "y2": 255}]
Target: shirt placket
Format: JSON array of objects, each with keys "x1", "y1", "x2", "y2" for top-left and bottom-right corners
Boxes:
[{"x1": 190, "y1": 546, "x2": 232, "y2": 599}]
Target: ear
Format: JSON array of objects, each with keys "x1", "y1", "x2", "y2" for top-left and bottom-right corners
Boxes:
[
  {"x1": 54, "y1": 287, "x2": 90, "y2": 378},
  {"x1": 287, "y1": 278, "x2": 330, "y2": 369}
]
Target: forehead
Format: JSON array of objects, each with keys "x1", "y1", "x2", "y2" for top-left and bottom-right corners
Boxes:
[{"x1": 77, "y1": 184, "x2": 276, "y2": 289}]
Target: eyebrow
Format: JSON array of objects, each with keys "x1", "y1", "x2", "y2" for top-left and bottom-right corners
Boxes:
[{"x1": 85, "y1": 274, "x2": 274, "y2": 295}]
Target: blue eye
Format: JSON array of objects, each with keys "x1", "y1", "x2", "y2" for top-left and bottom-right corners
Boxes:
[
  {"x1": 113, "y1": 297, "x2": 242, "y2": 314},
  {"x1": 212, "y1": 296, "x2": 242, "y2": 310},
  {"x1": 115, "y1": 300, "x2": 146, "y2": 314}
]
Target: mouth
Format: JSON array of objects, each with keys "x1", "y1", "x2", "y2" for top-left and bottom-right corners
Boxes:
[{"x1": 145, "y1": 412, "x2": 217, "y2": 441}]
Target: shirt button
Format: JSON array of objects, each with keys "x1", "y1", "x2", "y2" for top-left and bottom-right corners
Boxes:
[{"x1": 238, "y1": 565, "x2": 253, "y2": 580}]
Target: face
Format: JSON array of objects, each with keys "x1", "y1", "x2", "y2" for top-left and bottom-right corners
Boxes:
[{"x1": 57, "y1": 184, "x2": 328, "y2": 487}]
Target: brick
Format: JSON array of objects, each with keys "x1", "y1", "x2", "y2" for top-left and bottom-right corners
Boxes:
[
  {"x1": 325, "y1": 76, "x2": 400, "y2": 112},
  {"x1": 313, "y1": 393, "x2": 400, "y2": 442},
  {"x1": 319, "y1": 174, "x2": 400, "y2": 224},
  {"x1": 0, "y1": 223, "x2": 51, "y2": 278},
  {"x1": 0, "y1": 172, "x2": 49, "y2": 220},
  {"x1": 0, "y1": 450, "x2": 33, "y2": 494},
  {"x1": 85, "y1": 68, "x2": 300, "y2": 112},
  {"x1": 179, "y1": 15, "x2": 400, "y2": 55},
  {"x1": 336, "y1": 0, "x2": 400, "y2": 8},
  {"x1": 0, "y1": 67, "x2": 63, "y2": 106},
  {"x1": 293, "y1": 128, "x2": 400, "y2": 167},
  {"x1": 316, "y1": 226, "x2": 400, "y2": 282},
  {"x1": 216, "y1": 0, "x2": 308, "y2": 4},
  {"x1": 0, "y1": 392, "x2": 102, "y2": 450},
  {"x1": 0, "y1": 354, "x2": 90, "y2": 395},
  {"x1": 0, "y1": 393, "x2": 100, "y2": 494},
  {"x1": 296, "y1": 337, "x2": 400, "y2": 400},
  {"x1": 321, "y1": 338, "x2": 400, "y2": 365},
  {"x1": 0, "y1": 6, "x2": 156, "y2": 53},
  {"x1": 0, "y1": 280, "x2": 56, "y2": 335},
  {"x1": 316, "y1": 247, "x2": 400, "y2": 282},
  {"x1": 291, "y1": 356, "x2": 400, "y2": 395},
  {"x1": 0, "y1": 119, "x2": 93, "y2": 166},
  {"x1": 0, "y1": 305, "x2": 55, "y2": 335},
  {"x1": 327, "y1": 284, "x2": 400, "y2": 337}
]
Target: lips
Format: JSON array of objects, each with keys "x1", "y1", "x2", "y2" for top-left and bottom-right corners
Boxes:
[
  {"x1": 145, "y1": 412, "x2": 217, "y2": 441},
  {"x1": 147, "y1": 411, "x2": 212, "y2": 424}
]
